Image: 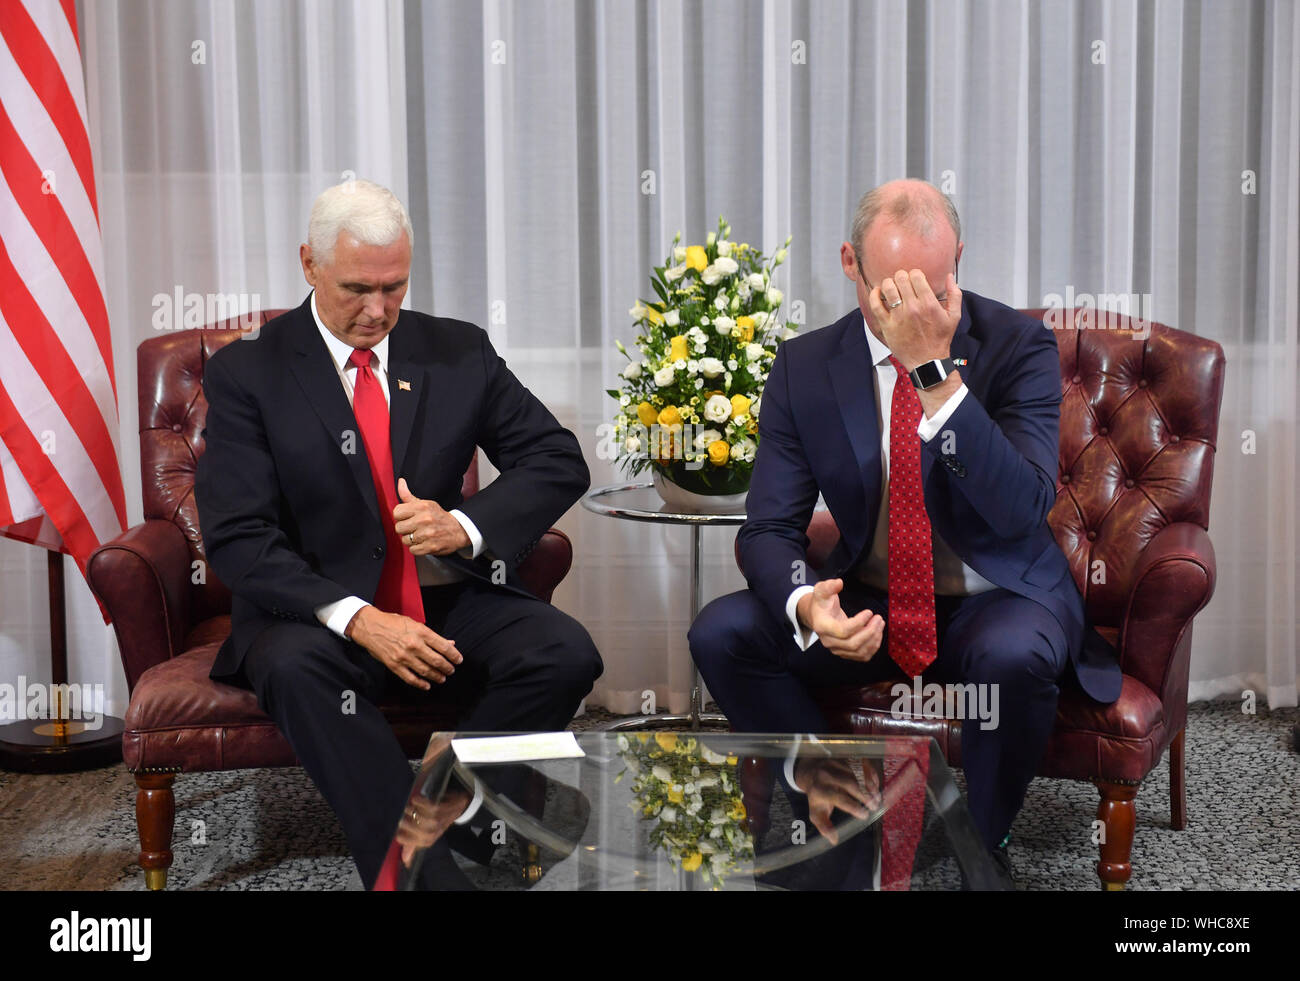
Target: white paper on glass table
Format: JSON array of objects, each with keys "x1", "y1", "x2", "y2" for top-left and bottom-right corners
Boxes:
[{"x1": 450, "y1": 732, "x2": 586, "y2": 764}]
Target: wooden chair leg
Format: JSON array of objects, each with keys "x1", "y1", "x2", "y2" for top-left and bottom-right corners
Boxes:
[
  {"x1": 135, "y1": 772, "x2": 176, "y2": 890},
  {"x1": 1095, "y1": 781, "x2": 1137, "y2": 890},
  {"x1": 1169, "y1": 728, "x2": 1187, "y2": 831}
]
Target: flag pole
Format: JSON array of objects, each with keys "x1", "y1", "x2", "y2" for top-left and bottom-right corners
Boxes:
[{"x1": 0, "y1": 550, "x2": 124, "y2": 773}]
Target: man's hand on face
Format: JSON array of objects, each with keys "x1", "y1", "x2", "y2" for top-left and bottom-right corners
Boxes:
[
  {"x1": 347, "y1": 605, "x2": 463, "y2": 690},
  {"x1": 867, "y1": 268, "x2": 963, "y2": 372},
  {"x1": 393, "y1": 477, "x2": 471, "y2": 556},
  {"x1": 792, "y1": 757, "x2": 882, "y2": 845},
  {"x1": 795, "y1": 578, "x2": 885, "y2": 662}
]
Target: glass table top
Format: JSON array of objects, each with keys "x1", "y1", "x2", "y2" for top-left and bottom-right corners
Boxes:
[
  {"x1": 387, "y1": 731, "x2": 1003, "y2": 891},
  {"x1": 581, "y1": 481, "x2": 749, "y2": 525}
]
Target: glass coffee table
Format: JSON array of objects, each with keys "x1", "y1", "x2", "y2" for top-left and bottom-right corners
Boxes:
[{"x1": 379, "y1": 731, "x2": 1004, "y2": 891}]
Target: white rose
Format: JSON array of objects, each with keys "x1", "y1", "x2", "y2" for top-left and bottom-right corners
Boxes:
[
  {"x1": 703, "y1": 394, "x2": 733, "y2": 423},
  {"x1": 664, "y1": 309, "x2": 680, "y2": 327},
  {"x1": 654, "y1": 365, "x2": 675, "y2": 386},
  {"x1": 629, "y1": 301, "x2": 648, "y2": 320},
  {"x1": 622, "y1": 362, "x2": 641, "y2": 380},
  {"x1": 701, "y1": 264, "x2": 722, "y2": 285},
  {"x1": 732, "y1": 437, "x2": 756, "y2": 462},
  {"x1": 714, "y1": 294, "x2": 727, "y2": 311},
  {"x1": 726, "y1": 359, "x2": 738, "y2": 371},
  {"x1": 713, "y1": 315, "x2": 735, "y2": 336},
  {"x1": 781, "y1": 326, "x2": 798, "y2": 341},
  {"x1": 694, "y1": 428, "x2": 722, "y2": 449},
  {"x1": 624, "y1": 436, "x2": 641, "y2": 453},
  {"x1": 745, "y1": 343, "x2": 764, "y2": 361},
  {"x1": 716, "y1": 240, "x2": 732, "y2": 257},
  {"x1": 747, "y1": 272, "x2": 766, "y2": 290},
  {"x1": 766, "y1": 287, "x2": 783, "y2": 305},
  {"x1": 652, "y1": 765, "x2": 673, "y2": 782},
  {"x1": 698, "y1": 357, "x2": 725, "y2": 378},
  {"x1": 664, "y1": 264, "x2": 686, "y2": 282},
  {"x1": 714, "y1": 256, "x2": 739, "y2": 276},
  {"x1": 750, "y1": 310, "x2": 768, "y2": 329},
  {"x1": 673, "y1": 246, "x2": 687, "y2": 262}
]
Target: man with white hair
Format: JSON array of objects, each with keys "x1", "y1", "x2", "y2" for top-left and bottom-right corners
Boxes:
[{"x1": 196, "y1": 179, "x2": 601, "y2": 889}]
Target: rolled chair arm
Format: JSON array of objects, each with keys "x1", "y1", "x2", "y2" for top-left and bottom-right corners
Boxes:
[
  {"x1": 1118, "y1": 521, "x2": 1216, "y2": 715},
  {"x1": 515, "y1": 528, "x2": 573, "y2": 603},
  {"x1": 87, "y1": 519, "x2": 195, "y2": 692}
]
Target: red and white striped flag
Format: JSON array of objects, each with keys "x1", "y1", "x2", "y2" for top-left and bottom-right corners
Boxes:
[{"x1": 0, "y1": 0, "x2": 125, "y2": 589}]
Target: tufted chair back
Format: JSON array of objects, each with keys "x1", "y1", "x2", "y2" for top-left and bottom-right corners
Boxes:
[
  {"x1": 1024, "y1": 308, "x2": 1224, "y2": 695},
  {"x1": 136, "y1": 314, "x2": 482, "y2": 626}
]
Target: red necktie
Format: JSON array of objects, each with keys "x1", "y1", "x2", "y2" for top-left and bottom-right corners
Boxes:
[
  {"x1": 348, "y1": 348, "x2": 425, "y2": 622},
  {"x1": 880, "y1": 736, "x2": 931, "y2": 890},
  {"x1": 886, "y1": 356, "x2": 938, "y2": 677}
]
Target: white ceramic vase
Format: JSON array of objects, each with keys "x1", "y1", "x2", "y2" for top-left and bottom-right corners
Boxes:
[{"x1": 651, "y1": 470, "x2": 748, "y2": 514}]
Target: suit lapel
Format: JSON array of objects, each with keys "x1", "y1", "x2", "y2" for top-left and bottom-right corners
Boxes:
[
  {"x1": 385, "y1": 317, "x2": 424, "y2": 476},
  {"x1": 286, "y1": 302, "x2": 382, "y2": 525},
  {"x1": 827, "y1": 318, "x2": 882, "y2": 537}
]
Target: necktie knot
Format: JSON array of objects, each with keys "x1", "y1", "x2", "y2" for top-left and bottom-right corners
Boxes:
[{"x1": 348, "y1": 348, "x2": 374, "y2": 371}]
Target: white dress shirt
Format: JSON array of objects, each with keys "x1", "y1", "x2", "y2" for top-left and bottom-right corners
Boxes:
[
  {"x1": 308, "y1": 294, "x2": 486, "y2": 637},
  {"x1": 784, "y1": 317, "x2": 997, "y2": 650}
]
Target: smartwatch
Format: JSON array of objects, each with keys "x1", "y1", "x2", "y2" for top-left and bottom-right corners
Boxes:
[{"x1": 908, "y1": 358, "x2": 958, "y2": 390}]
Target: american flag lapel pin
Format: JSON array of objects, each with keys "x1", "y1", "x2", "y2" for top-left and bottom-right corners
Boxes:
[{"x1": 397, "y1": 379, "x2": 412, "y2": 391}]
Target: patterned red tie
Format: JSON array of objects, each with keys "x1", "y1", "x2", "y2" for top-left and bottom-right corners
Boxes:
[
  {"x1": 886, "y1": 356, "x2": 938, "y2": 676},
  {"x1": 348, "y1": 348, "x2": 425, "y2": 622}
]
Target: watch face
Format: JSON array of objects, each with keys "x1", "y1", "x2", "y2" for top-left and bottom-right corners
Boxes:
[{"x1": 913, "y1": 361, "x2": 943, "y2": 388}]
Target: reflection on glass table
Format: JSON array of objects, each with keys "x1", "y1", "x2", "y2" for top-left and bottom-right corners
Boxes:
[{"x1": 383, "y1": 731, "x2": 1004, "y2": 891}]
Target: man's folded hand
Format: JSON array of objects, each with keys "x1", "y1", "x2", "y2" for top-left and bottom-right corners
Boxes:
[{"x1": 796, "y1": 578, "x2": 885, "y2": 662}]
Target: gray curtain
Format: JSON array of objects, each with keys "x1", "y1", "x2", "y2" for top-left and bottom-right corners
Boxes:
[{"x1": 3, "y1": 0, "x2": 1291, "y2": 720}]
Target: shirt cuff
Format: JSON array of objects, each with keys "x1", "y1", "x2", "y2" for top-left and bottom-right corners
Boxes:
[
  {"x1": 315, "y1": 595, "x2": 369, "y2": 638},
  {"x1": 453, "y1": 776, "x2": 485, "y2": 825},
  {"x1": 449, "y1": 509, "x2": 485, "y2": 559},
  {"x1": 786, "y1": 586, "x2": 818, "y2": 651},
  {"x1": 783, "y1": 733, "x2": 827, "y2": 793},
  {"x1": 917, "y1": 382, "x2": 969, "y2": 442}
]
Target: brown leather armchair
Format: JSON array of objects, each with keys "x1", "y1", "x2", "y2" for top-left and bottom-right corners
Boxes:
[
  {"x1": 741, "y1": 308, "x2": 1224, "y2": 890},
  {"x1": 87, "y1": 314, "x2": 576, "y2": 889}
]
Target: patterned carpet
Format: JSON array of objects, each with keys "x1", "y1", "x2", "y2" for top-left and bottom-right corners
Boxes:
[{"x1": 1, "y1": 699, "x2": 1295, "y2": 891}]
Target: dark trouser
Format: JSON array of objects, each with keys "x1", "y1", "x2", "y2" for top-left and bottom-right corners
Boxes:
[
  {"x1": 688, "y1": 580, "x2": 1068, "y2": 851},
  {"x1": 238, "y1": 581, "x2": 603, "y2": 889}
]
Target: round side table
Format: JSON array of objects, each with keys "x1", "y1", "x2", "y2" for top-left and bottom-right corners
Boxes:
[{"x1": 581, "y1": 481, "x2": 747, "y2": 730}]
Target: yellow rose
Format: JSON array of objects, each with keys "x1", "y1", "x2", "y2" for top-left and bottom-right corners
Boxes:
[
  {"x1": 655, "y1": 733, "x2": 678, "y2": 751},
  {"x1": 636, "y1": 401, "x2": 659, "y2": 428},
  {"x1": 667, "y1": 788, "x2": 684, "y2": 804},
  {"x1": 730, "y1": 394, "x2": 751, "y2": 418},
  {"x1": 707, "y1": 440, "x2": 730, "y2": 466},
  {"x1": 682, "y1": 851, "x2": 704, "y2": 872},
  {"x1": 736, "y1": 315, "x2": 754, "y2": 343},
  {"x1": 728, "y1": 799, "x2": 747, "y2": 821},
  {"x1": 685, "y1": 245, "x2": 708, "y2": 271},
  {"x1": 657, "y1": 405, "x2": 682, "y2": 428},
  {"x1": 646, "y1": 305, "x2": 664, "y2": 326},
  {"x1": 668, "y1": 335, "x2": 689, "y2": 362}
]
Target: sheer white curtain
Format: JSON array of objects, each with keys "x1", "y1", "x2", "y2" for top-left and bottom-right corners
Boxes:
[{"x1": 2, "y1": 0, "x2": 1293, "y2": 721}]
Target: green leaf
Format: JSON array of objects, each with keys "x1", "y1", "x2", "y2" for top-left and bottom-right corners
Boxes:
[{"x1": 606, "y1": 389, "x2": 622, "y2": 399}]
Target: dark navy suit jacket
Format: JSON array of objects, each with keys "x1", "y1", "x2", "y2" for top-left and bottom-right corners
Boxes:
[
  {"x1": 737, "y1": 291, "x2": 1121, "y2": 703},
  {"x1": 195, "y1": 296, "x2": 590, "y2": 680}
]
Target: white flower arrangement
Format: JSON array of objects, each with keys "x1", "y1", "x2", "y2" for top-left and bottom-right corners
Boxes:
[{"x1": 609, "y1": 217, "x2": 797, "y2": 495}]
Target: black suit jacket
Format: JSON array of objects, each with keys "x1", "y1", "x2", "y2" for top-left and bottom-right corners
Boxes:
[{"x1": 195, "y1": 296, "x2": 590, "y2": 679}]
